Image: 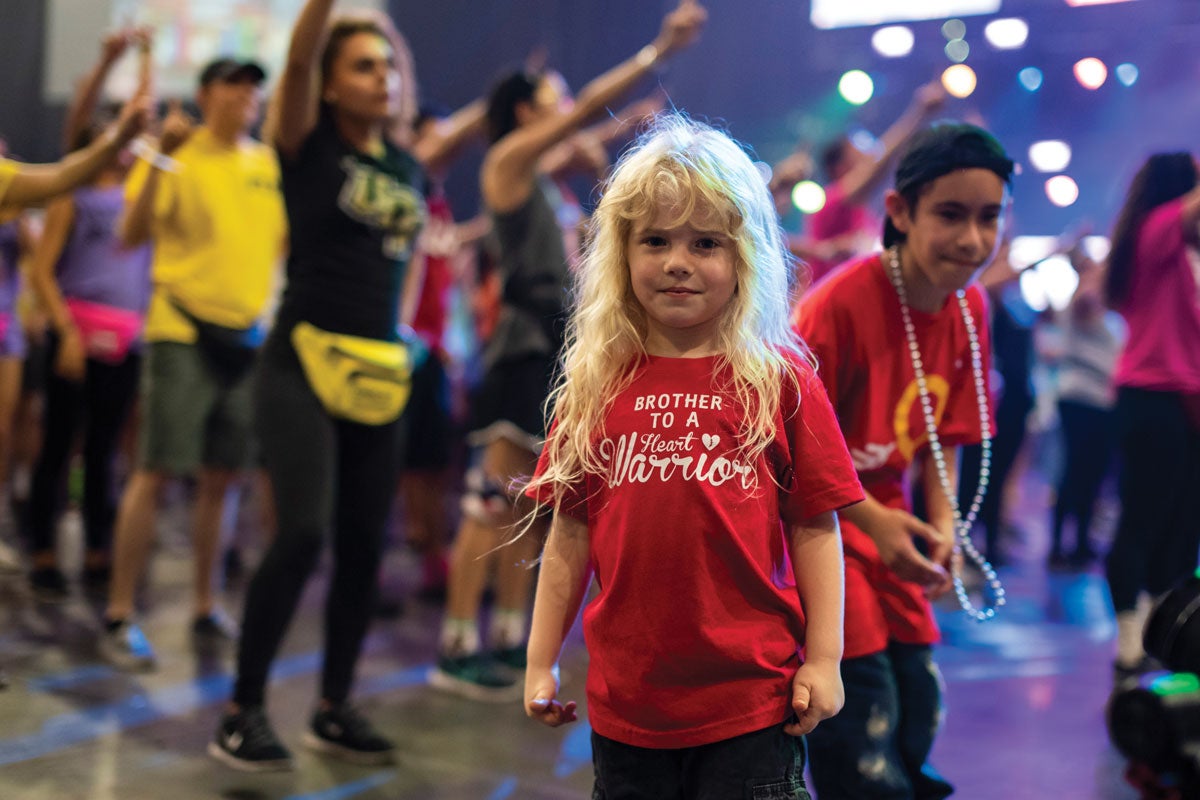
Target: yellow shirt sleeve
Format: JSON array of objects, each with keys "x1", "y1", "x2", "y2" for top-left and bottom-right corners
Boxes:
[{"x1": 0, "y1": 157, "x2": 19, "y2": 208}]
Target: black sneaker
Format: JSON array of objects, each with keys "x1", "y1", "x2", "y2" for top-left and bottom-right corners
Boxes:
[
  {"x1": 428, "y1": 652, "x2": 523, "y2": 703},
  {"x1": 192, "y1": 609, "x2": 240, "y2": 642},
  {"x1": 208, "y1": 706, "x2": 294, "y2": 772},
  {"x1": 30, "y1": 567, "x2": 69, "y2": 603},
  {"x1": 303, "y1": 703, "x2": 395, "y2": 765}
]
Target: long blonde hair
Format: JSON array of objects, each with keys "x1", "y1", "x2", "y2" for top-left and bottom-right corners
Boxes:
[{"x1": 528, "y1": 114, "x2": 810, "y2": 507}]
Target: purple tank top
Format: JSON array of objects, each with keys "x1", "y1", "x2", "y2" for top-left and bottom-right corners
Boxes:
[{"x1": 56, "y1": 185, "x2": 151, "y2": 312}]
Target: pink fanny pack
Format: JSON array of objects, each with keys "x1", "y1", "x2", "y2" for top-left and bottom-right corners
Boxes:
[{"x1": 66, "y1": 298, "x2": 144, "y2": 364}]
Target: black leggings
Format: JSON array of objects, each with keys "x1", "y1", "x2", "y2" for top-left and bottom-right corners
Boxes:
[
  {"x1": 1105, "y1": 387, "x2": 1200, "y2": 613},
  {"x1": 29, "y1": 334, "x2": 141, "y2": 556},
  {"x1": 1051, "y1": 399, "x2": 1115, "y2": 556},
  {"x1": 233, "y1": 341, "x2": 403, "y2": 708}
]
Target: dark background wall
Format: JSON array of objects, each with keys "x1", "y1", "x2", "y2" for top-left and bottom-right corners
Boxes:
[{"x1": 4, "y1": 0, "x2": 1200, "y2": 234}]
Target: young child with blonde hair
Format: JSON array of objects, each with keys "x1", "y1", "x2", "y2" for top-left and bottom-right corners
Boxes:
[{"x1": 523, "y1": 114, "x2": 863, "y2": 798}]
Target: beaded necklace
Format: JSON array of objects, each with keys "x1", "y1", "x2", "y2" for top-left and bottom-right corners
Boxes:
[{"x1": 886, "y1": 246, "x2": 1006, "y2": 621}]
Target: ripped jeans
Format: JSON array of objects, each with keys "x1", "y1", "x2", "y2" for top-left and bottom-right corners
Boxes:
[{"x1": 807, "y1": 643, "x2": 954, "y2": 800}]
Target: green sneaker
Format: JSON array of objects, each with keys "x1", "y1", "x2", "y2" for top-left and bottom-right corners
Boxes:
[{"x1": 427, "y1": 652, "x2": 523, "y2": 703}]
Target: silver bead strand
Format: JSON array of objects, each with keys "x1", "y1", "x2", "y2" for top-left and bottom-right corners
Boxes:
[{"x1": 886, "y1": 247, "x2": 1005, "y2": 622}]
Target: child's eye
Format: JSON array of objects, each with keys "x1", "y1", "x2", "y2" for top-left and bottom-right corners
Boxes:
[
  {"x1": 694, "y1": 237, "x2": 721, "y2": 250},
  {"x1": 642, "y1": 235, "x2": 667, "y2": 247}
]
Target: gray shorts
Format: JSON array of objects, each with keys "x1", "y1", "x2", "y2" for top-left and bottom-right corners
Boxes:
[{"x1": 137, "y1": 341, "x2": 256, "y2": 473}]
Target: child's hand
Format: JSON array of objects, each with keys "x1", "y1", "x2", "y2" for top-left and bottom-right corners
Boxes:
[
  {"x1": 868, "y1": 506, "x2": 952, "y2": 597},
  {"x1": 785, "y1": 659, "x2": 844, "y2": 737},
  {"x1": 525, "y1": 666, "x2": 578, "y2": 727}
]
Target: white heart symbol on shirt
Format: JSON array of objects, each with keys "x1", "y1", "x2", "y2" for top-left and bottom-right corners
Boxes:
[{"x1": 702, "y1": 434, "x2": 719, "y2": 451}]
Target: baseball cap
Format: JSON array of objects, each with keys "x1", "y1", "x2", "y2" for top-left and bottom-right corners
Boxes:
[{"x1": 198, "y1": 58, "x2": 266, "y2": 87}]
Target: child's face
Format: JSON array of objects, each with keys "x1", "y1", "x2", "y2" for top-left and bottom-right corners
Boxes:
[
  {"x1": 627, "y1": 200, "x2": 738, "y2": 357},
  {"x1": 885, "y1": 168, "x2": 1008, "y2": 295}
]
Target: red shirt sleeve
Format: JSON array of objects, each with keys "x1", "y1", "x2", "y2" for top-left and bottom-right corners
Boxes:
[
  {"x1": 780, "y1": 361, "x2": 864, "y2": 523},
  {"x1": 526, "y1": 421, "x2": 589, "y2": 521}
]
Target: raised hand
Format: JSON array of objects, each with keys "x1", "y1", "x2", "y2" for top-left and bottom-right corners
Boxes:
[
  {"x1": 158, "y1": 100, "x2": 195, "y2": 155},
  {"x1": 655, "y1": 0, "x2": 707, "y2": 58},
  {"x1": 913, "y1": 79, "x2": 948, "y2": 116},
  {"x1": 111, "y1": 90, "x2": 153, "y2": 149}
]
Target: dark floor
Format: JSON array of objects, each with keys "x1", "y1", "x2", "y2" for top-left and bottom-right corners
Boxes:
[{"x1": 0, "y1": 462, "x2": 1142, "y2": 800}]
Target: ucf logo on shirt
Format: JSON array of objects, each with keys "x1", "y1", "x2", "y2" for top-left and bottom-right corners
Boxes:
[{"x1": 337, "y1": 157, "x2": 426, "y2": 260}]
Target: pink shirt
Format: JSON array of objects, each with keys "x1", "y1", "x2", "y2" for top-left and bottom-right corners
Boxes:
[{"x1": 1114, "y1": 198, "x2": 1200, "y2": 394}]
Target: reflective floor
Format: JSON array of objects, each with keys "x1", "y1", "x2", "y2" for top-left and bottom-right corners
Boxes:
[{"x1": 0, "y1": 462, "x2": 1141, "y2": 800}]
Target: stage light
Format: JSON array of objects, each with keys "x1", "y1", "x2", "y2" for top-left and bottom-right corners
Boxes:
[
  {"x1": 1018, "y1": 255, "x2": 1079, "y2": 312},
  {"x1": 941, "y1": 64, "x2": 977, "y2": 99},
  {"x1": 942, "y1": 19, "x2": 966, "y2": 40},
  {"x1": 945, "y1": 39, "x2": 970, "y2": 63},
  {"x1": 838, "y1": 70, "x2": 875, "y2": 105},
  {"x1": 849, "y1": 129, "x2": 879, "y2": 153},
  {"x1": 792, "y1": 181, "x2": 827, "y2": 214},
  {"x1": 984, "y1": 18, "x2": 1028, "y2": 49},
  {"x1": 1116, "y1": 63, "x2": 1139, "y2": 86},
  {"x1": 1028, "y1": 140, "x2": 1072, "y2": 173},
  {"x1": 1018, "y1": 67, "x2": 1043, "y2": 92},
  {"x1": 872, "y1": 26, "x2": 915, "y2": 58},
  {"x1": 1074, "y1": 57, "x2": 1108, "y2": 90},
  {"x1": 1045, "y1": 175, "x2": 1080, "y2": 207}
]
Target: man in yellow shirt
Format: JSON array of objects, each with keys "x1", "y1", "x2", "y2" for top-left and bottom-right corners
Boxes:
[{"x1": 100, "y1": 58, "x2": 287, "y2": 670}]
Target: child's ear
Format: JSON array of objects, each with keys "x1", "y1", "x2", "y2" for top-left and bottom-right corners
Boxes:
[{"x1": 883, "y1": 190, "x2": 911, "y2": 237}]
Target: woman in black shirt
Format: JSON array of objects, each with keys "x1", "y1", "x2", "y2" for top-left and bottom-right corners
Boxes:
[{"x1": 210, "y1": 0, "x2": 425, "y2": 771}]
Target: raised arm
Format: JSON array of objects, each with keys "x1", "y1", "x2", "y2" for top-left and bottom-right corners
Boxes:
[
  {"x1": 62, "y1": 29, "x2": 142, "y2": 153},
  {"x1": 265, "y1": 0, "x2": 336, "y2": 159},
  {"x1": 118, "y1": 100, "x2": 191, "y2": 248},
  {"x1": 539, "y1": 91, "x2": 667, "y2": 180},
  {"x1": 411, "y1": 98, "x2": 487, "y2": 173},
  {"x1": 0, "y1": 93, "x2": 150, "y2": 212},
  {"x1": 839, "y1": 80, "x2": 946, "y2": 206},
  {"x1": 482, "y1": 0, "x2": 705, "y2": 213}
]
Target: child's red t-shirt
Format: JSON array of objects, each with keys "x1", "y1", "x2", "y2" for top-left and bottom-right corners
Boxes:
[{"x1": 529, "y1": 352, "x2": 862, "y2": 748}]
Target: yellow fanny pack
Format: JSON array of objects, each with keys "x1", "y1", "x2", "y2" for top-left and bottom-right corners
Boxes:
[{"x1": 291, "y1": 321, "x2": 412, "y2": 425}]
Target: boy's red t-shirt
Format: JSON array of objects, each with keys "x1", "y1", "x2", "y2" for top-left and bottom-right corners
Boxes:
[
  {"x1": 793, "y1": 253, "x2": 992, "y2": 658},
  {"x1": 529, "y1": 352, "x2": 862, "y2": 748}
]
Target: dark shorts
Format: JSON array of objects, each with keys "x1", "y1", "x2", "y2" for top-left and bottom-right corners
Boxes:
[
  {"x1": 137, "y1": 341, "x2": 256, "y2": 473},
  {"x1": 591, "y1": 722, "x2": 811, "y2": 800},
  {"x1": 401, "y1": 350, "x2": 454, "y2": 471},
  {"x1": 466, "y1": 354, "x2": 556, "y2": 452}
]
